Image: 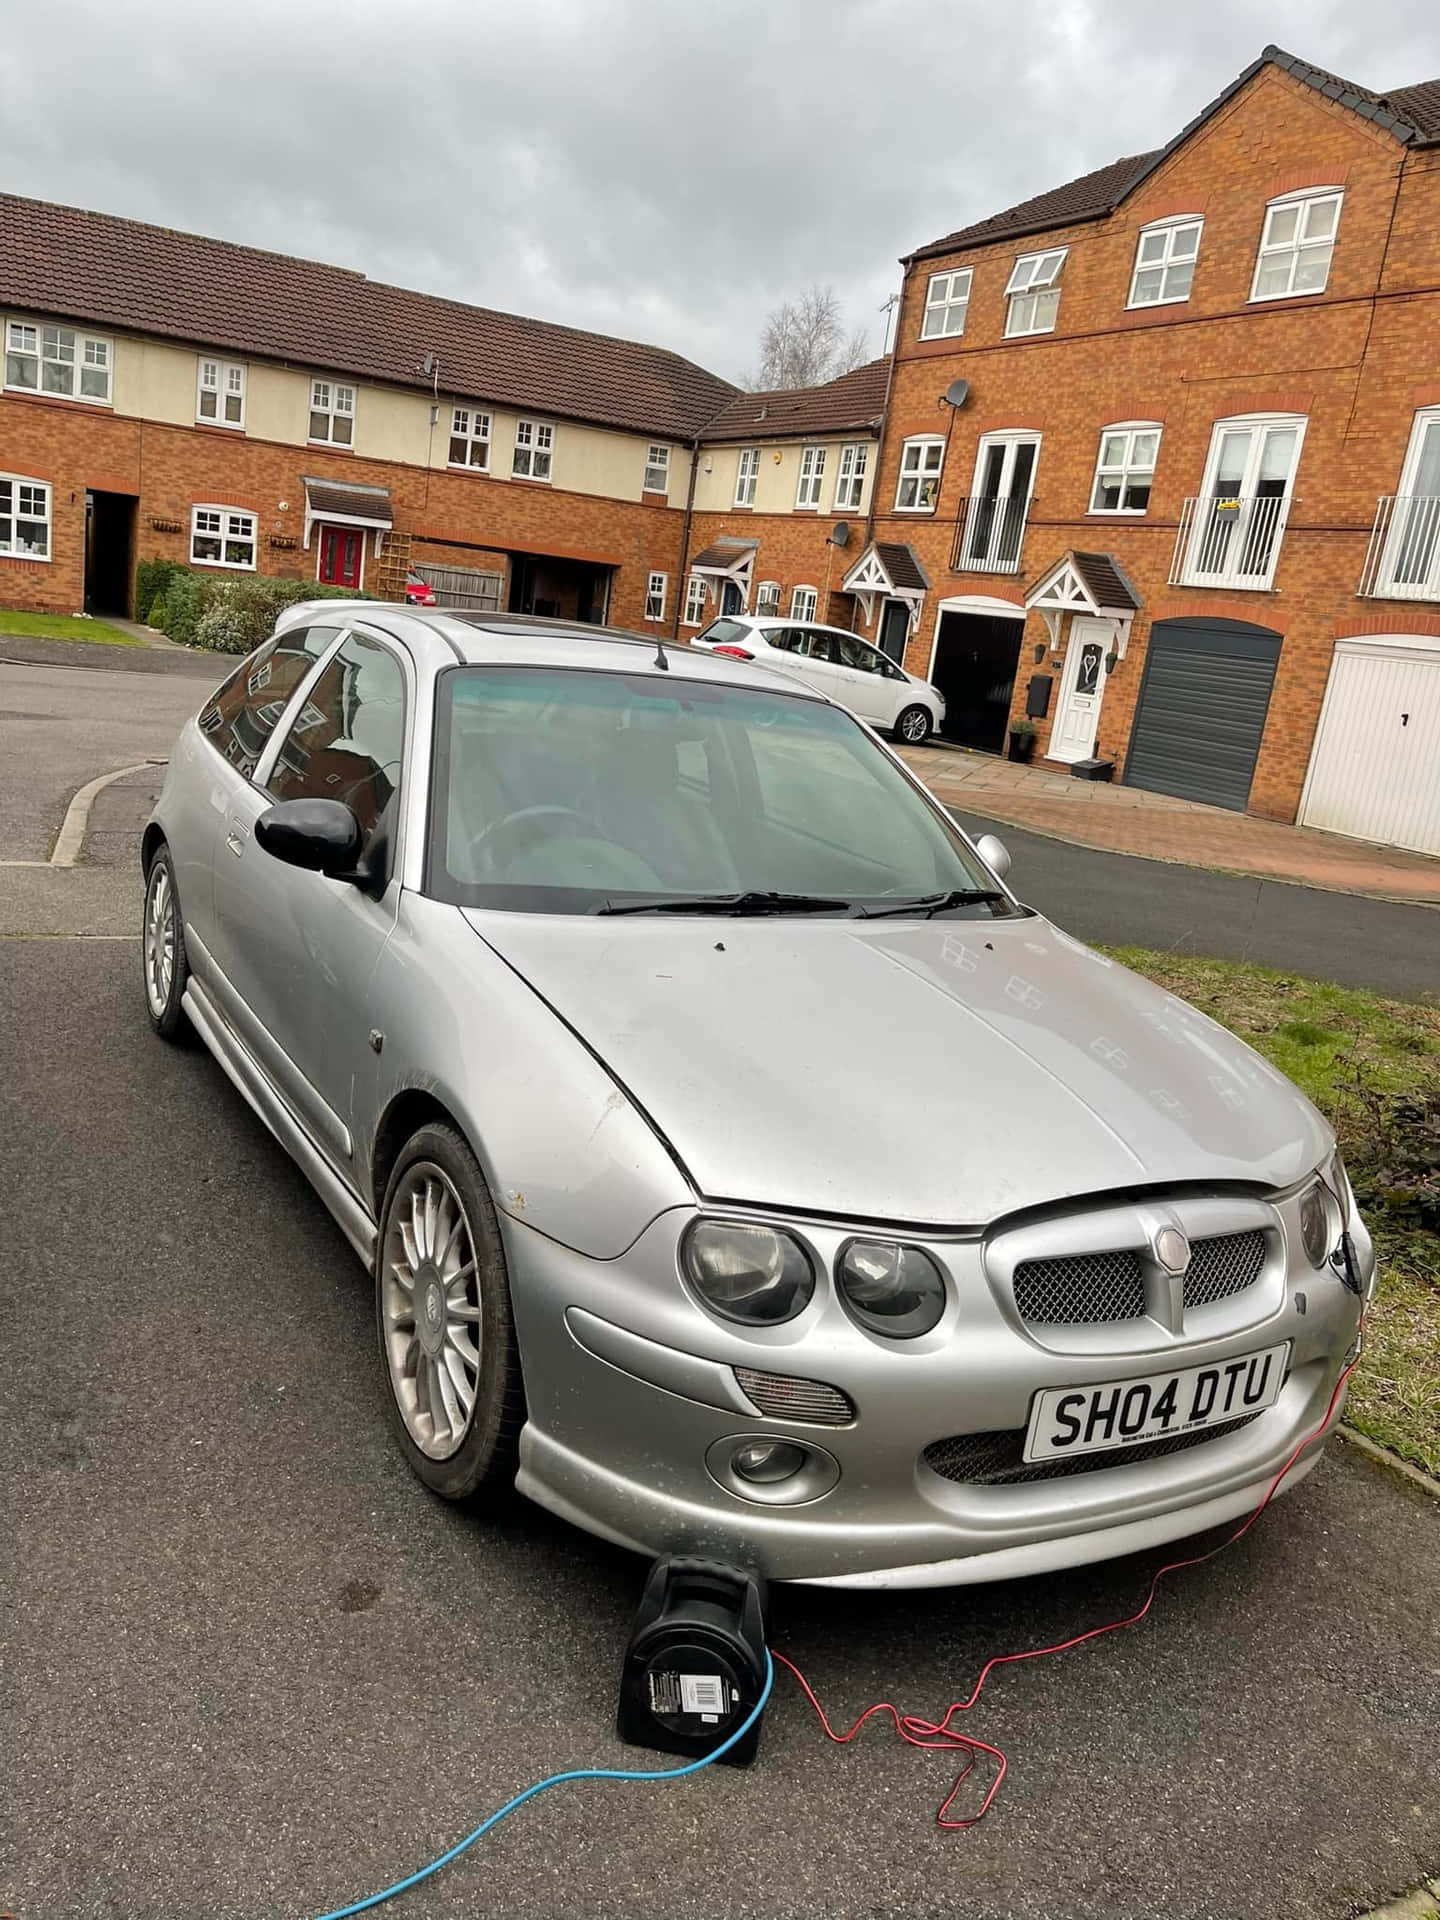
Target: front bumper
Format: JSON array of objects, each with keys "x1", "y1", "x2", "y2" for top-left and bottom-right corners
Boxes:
[{"x1": 504, "y1": 1199, "x2": 1369, "y2": 1587}]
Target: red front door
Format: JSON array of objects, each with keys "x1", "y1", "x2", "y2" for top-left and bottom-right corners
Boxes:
[{"x1": 319, "y1": 526, "x2": 363, "y2": 589}]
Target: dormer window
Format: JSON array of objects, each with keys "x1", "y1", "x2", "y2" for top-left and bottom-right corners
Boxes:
[{"x1": 1004, "y1": 250, "x2": 1067, "y2": 336}]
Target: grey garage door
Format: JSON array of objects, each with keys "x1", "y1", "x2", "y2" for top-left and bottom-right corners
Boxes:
[{"x1": 1124, "y1": 617, "x2": 1282, "y2": 811}]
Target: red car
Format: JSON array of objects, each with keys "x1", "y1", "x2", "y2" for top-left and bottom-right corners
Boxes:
[{"x1": 405, "y1": 570, "x2": 437, "y2": 607}]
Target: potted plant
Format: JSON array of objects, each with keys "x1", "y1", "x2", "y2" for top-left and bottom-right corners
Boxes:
[{"x1": 1007, "y1": 716, "x2": 1038, "y2": 764}]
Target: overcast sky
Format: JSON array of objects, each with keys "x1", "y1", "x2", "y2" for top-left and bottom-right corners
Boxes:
[{"x1": 2, "y1": 0, "x2": 1436, "y2": 387}]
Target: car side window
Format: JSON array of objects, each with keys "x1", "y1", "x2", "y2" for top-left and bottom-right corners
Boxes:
[
  {"x1": 765, "y1": 627, "x2": 800, "y2": 655},
  {"x1": 805, "y1": 632, "x2": 841, "y2": 664},
  {"x1": 835, "y1": 634, "x2": 883, "y2": 674},
  {"x1": 197, "y1": 625, "x2": 345, "y2": 780},
  {"x1": 266, "y1": 631, "x2": 406, "y2": 851}
]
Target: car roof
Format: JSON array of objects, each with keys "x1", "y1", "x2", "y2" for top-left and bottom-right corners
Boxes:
[
  {"x1": 292, "y1": 601, "x2": 828, "y2": 700},
  {"x1": 744, "y1": 616, "x2": 873, "y2": 641}
]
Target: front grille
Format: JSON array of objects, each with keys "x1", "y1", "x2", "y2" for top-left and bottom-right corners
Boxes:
[
  {"x1": 733, "y1": 1366, "x2": 855, "y2": 1427},
  {"x1": 1182, "y1": 1230, "x2": 1266, "y2": 1308},
  {"x1": 1012, "y1": 1249, "x2": 1145, "y2": 1326},
  {"x1": 922, "y1": 1411, "x2": 1262, "y2": 1487}
]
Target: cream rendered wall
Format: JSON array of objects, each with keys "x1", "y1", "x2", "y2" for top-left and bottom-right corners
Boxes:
[
  {"x1": 352, "y1": 383, "x2": 434, "y2": 465},
  {"x1": 692, "y1": 446, "x2": 742, "y2": 512},
  {"x1": 113, "y1": 338, "x2": 198, "y2": 426},
  {"x1": 690, "y1": 437, "x2": 876, "y2": 515},
  {"x1": 246, "y1": 363, "x2": 310, "y2": 445},
  {"x1": 426, "y1": 407, "x2": 686, "y2": 504}
]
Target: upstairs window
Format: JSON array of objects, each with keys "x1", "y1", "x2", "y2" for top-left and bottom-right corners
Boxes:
[
  {"x1": 1128, "y1": 219, "x2": 1202, "y2": 307},
  {"x1": 644, "y1": 444, "x2": 670, "y2": 493},
  {"x1": 449, "y1": 406, "x2": 491, "y2": 469},
  {"x1": 1251, "y1": 191, "x2": 1342, "y2": 301},
  {"x1": 755, "y1": 580, "x2": 781, "y2": 614},
  {"x1": 796, "y1": 445, "x2": 826, "y2": 508},
  {"x1": 683, "y1": 573, "x2": 708, "y2": 625},
  {"x1": 1090, "y1": 424, "x2": 1161, "y2": 513},
  {"x1": 0, "y1": 475, "x2": 51, "y2": 558},
  {"x1": 894, "y1": 436, "x2": 944, "y2": 511},
  {"x1": 921, "y1": 268, "x2": 972, "y2": 339},
  {"x1": 790, "y1": 585, "x2": 818, "y2": 622},
  {"x1": 190, "y1": 505, "x2": 257, "y2": 571},
  {"x1": 197, "y1": 358, "x2": 246, "y2": 429},
  {"x1": 513, "y1": 418, "x2": 554, "y2": 481},
  {"x1": 309, "y1": 379, "x2": 355, "y2": 445},
  {"x1": 6, "y1": 323, "x2": 112, "y2": 403},
  {"x1": 735, "y1": 447, "x2": 760, "y2": 507},
  {"x1": 1004, "y1": 249, "x2": 1067, "y2": 335},
  {"x1": 833, "y1": 442, "x2": 868, "y2": 510},
  {"x1": 644, "y1": 572, "x2": 667, "y2": 621}
]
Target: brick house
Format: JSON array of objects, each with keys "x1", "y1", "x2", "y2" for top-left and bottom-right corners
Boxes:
[
  {"x1": 0, "y1": 195, "x2": 736, "y2": 634},
  {"x1": 854, "y1": 45, "x2": 1440, "y2": 853}
]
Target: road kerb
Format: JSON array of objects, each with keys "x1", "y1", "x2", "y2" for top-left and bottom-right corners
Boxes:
[
  {"x1": 49, "y1": 759, "x2": 165, "y2": 867},
  {"x1": 1337, "y1": 1424, "x2": 1440, "y2": 1498}
]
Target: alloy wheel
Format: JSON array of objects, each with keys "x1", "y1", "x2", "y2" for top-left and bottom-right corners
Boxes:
[
  {"x1": 381, "y1": 1162, "x2": 483, "y2": 1460},
  {"x1": 143, "y1": 860, "x2": 176, "y2": 1017},
  {"x1": 901, "y1": 708, "x2": 929, "y2": 743}
]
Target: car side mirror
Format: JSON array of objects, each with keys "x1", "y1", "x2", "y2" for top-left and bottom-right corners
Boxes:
[
  {"x1": 255, "y1": 798, "x2": 366, "y2": 881},
  {"x1": 975, "y1": 832, "x2": 1012, "y2": 881}
]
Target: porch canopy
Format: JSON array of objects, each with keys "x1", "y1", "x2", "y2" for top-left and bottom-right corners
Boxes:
[
  {"x1": 685, "y1": 537, "x2": 758, "y2": 615},
  {"x1": 841, "y1": 540, "x2": 930, "y2": 628},
  {"x1": 303, "y1": 477, "x2": 394, "y2": 548},
  {"x1": 1025, "y1": 549, "x2": 1141, "y2": 656}
]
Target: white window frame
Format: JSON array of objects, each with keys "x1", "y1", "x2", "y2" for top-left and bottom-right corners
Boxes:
[
  {"x1": 448, "y1": 405, "x2": 491, "y2": 470},
  {"x1": 1089, "y1": 423, "x2": 1162, "y2": 515},
  {"x1": 920, "y1": 268, "x2": 972, "y2": 340},
  {"x1": 735, "y1": 447, "x2": 760, "y2": 507},
  {"x1": 1181, "y1": 412, "x2": 1307, "y2": 590},
  {"x1": 755, "y1": 580, "x2": 781, "y2": 614},
  {"x1": 833, "y1": 442, "x2": 869, "y2": 511},
  {"x1": 1250, "y1": 190, "x2": 1343, "y2": 302},
  {"x1": 960, "y1": 431, "x2": 1041, "y2": 572},
  {"x1": 309, "y1": 378, "x2": 356, "y2": 446},
  {"x1": 894, "y1": 436, "x2": 945, "y2": 512},
  {"x1": 513, "y1": 418, "x2": 554, "y2": 481},
  {"x1": 1375, "y1": 406, "x2": 1440, "y2": 599},
  {"x1": 190, "y1": 504, "x2": 258, "y2": 572},
  {"x1": 796, "y1": 445, "x2": 827, "y2": 509},
  {"x1": 4, "y1": 321, "x2": 112, "y2": 405},
  {"x1": 196, "y1": 357, "x2": 246, "y2": 430},
  {"x1": 0, "y1": 473, "x2": 52, "y2": 560},
  {"x1": 644, "y1": 571, "x2": 668, "y2": 621},
  {"x1": 1004, "y1": 249, "x2": 1067, "y2": 336},
  {"x1": 790, "y1": 585, "x2": 818, "y2": 622},
  {"x1": 1127, "y1": 218, "x2": 1203, "y2": 308},
  {"x1": 683, "y1": 573, "x2": 708, "y2": 626},
  {"x1": 643, "y1": 444, "x2": 670, "y2": 494}
]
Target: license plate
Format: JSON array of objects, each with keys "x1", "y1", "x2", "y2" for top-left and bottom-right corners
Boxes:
[{"x1": 1024, "y1": 1343, "x2": 1290, "y2": 1462}]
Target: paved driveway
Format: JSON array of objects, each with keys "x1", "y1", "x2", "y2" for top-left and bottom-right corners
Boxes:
[{"x1": 3, "y1": 937, "x2": 1439, "y2": 1920}]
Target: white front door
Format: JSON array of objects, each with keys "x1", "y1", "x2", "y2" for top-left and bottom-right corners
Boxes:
[{"x1": 1049, "y1": 617, "x2": 1109, "y2": 763}]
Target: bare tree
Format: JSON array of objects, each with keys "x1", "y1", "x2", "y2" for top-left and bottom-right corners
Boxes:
[{"x1": 752, "y1": 284, "x2": 870, "y2": 390}]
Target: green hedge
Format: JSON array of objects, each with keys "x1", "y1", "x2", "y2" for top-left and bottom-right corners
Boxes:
[{"x1": 143, "y1": 562, "x2": 363, "y2": 655}]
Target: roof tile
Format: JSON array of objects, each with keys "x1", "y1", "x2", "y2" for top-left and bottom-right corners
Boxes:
[{"x1": 697, "y1": 360, "x2": 889, "y2": 443}]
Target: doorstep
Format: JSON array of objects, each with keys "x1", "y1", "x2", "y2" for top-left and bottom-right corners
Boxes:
[{"x1": 899, "y1": 744, "x2": 1440, "y2": 908}]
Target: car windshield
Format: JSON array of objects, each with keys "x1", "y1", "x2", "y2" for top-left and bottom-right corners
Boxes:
[{"x1": 427, "y1": 665, "x2": 1013, "y2": 916}]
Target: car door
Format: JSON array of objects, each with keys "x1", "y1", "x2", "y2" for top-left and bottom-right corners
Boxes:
[
  {"x1": 786, "y1": 628, "x2": 856, "y2": 706},
  {"x1": 754, "y1": 624, "x2": 821, "y2": 688},
  {"x1": 833, "y1": 633, "x2": 897, "y2": 724},
  {"x1": 209, "y1": 627, "x2": 409, "y2": 1188}
]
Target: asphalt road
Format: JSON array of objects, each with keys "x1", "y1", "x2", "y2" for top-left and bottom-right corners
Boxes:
[
  {"x1": 952, "y1": 812, "x2": 1440, "y2": 1003},
  {"x1": 3, "y1": 937, "x2": 1439, "y2": 1920}
]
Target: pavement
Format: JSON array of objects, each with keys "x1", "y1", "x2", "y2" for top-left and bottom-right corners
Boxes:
[
  {"x1": 902, "y1": 743, "x2": 1440, "y2": 909},
  {"x1": 2, "y1": 636, "x2": 1439, "y2": 1919}
]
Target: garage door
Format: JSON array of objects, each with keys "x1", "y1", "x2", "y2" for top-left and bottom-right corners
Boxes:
[
  {"x1": 1125, "y1": 617, "x2": 1282, "y2": 810},
  {"x1": 1299, "y1": 636, "x2": 1440, "y2": 855}
]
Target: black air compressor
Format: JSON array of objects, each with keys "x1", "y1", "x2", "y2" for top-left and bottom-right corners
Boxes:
[{"x1": 617, "y1": 1557, "x2": 769, "y2": 1767}]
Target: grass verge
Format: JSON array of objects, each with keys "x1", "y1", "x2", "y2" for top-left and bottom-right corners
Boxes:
[
  {"x1": 0, "y1": 609, "x2": 143, "y2": 645},
  {"x1": 1106, "y1": 948, "x2": 1440, "y2": 1479}
]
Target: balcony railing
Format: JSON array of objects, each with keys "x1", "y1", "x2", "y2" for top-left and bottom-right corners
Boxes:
[
  {"x1": 1359, "y1": 494, "x2": 1440, "y2": 601},
  {"x1": 951, "y1": 494, "x2": 1031, "y2": 574},
  {"x1": 1169, "y1": 491, "x2": 1294, "y2": 590}
]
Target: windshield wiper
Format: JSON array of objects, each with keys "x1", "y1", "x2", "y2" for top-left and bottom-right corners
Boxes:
[
  {"x1": 594, "y1": 890, "x2": 858, "y2": 917},
  {"x1": 856, "y1": 888, "x2": 1011, "y2": 919}
]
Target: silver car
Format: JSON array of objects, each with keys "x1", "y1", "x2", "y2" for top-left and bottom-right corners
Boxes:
[{"x1": 141, "y1": 604, "x2": 1371, "y2": 1587}]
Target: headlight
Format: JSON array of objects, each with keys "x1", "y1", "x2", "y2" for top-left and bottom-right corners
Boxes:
[
  {"x1": 1299, "y1": 1151, "x2": 1349, "y2": 1268},
  {"x1": 836, "y1": 1240, "x2": 946, "y2": 1337},
  {"x1": 682, "y1": 1220, "x2": 814, "y2": 1325}
]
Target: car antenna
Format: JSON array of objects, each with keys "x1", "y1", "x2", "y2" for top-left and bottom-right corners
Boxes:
[{"x1": 653, "y1": 632, "x2": 670, "y2": 671}]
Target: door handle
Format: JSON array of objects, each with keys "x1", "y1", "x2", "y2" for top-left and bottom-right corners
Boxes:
[{"x1": 225, "y1": 831, "x2": 245, "y2": 858}]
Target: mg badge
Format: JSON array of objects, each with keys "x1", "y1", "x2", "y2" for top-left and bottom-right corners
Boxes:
[{"x1": 1154, "y1": 1226, "x2": 1191, "y2": 1274}]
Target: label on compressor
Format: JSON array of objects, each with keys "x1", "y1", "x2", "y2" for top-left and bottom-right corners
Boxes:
[{"x1": 648, "y1": 1669, "x2": 730, "y2": 1723}]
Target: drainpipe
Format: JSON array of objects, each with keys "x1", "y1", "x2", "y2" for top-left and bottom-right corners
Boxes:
[
  {"x1": 671, "y1": 436, "x2": 700, "y2": 639},
  {"x1": 851, "y1": 269, "x2": 905, "y2": 633}
]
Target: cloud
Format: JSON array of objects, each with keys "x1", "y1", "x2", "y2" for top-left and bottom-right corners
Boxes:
[{"x1": 1, "y1": 0, "x2": 1435, "y2": 384}]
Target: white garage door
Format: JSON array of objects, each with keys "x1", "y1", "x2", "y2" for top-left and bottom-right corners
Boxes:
[{"x1": 1300, "y1": 636, "x2": 1440, "y2": 854}]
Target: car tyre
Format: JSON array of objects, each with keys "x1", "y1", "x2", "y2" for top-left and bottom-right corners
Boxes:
[
  {"x1": 142, "y1": 843, "x2": 191, "y2": 1040},
  {"x1": 895, "y1": 705, "x2": 933, "y2": 746},
  {"x1": 376, "y1": 1122, "x2": 525, "y2": 1507}
]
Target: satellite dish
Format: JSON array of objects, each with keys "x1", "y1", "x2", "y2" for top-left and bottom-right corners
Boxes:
[
  {"x1": 830, "y1": 521, "x2": 851, "y2": 548},
  {"x1": 944, "y1": 378, "x2": 970, "y2": 409}
]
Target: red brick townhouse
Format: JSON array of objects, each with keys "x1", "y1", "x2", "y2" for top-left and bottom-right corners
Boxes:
[
  {"x1": 673, "y1": 360, "x2": 888, "y2": 633},
  {"x1": 0, "y1": 195, "x2": 737, "y2": 632},
  {"x1": 849, "y1": 45, "x2": 1440, "y2": 855}
]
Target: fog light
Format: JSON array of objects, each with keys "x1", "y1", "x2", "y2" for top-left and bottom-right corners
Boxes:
[{"x1": 731, "y1": 1440, "x2": 806, "y2": 1484}]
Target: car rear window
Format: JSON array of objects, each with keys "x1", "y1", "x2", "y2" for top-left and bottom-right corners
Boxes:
[{"x1": 695, "y1": 619, "x2": 751, "y2": 647}]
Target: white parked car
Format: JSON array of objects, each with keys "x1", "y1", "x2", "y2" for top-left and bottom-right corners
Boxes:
[{"x1": 692, "y1": 615, "x2": 945, "y2": 744}]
